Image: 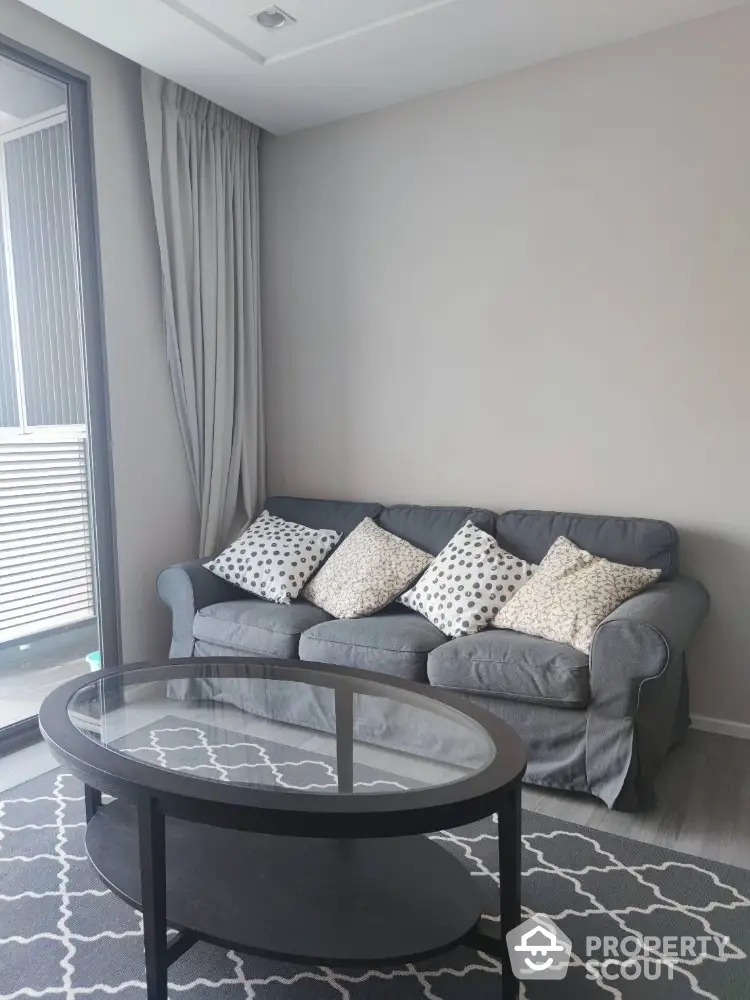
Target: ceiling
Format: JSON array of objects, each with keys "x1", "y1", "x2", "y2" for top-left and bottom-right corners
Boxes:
[{"x1": 17, "y1": 0, "x2": 748, "y2": 133}]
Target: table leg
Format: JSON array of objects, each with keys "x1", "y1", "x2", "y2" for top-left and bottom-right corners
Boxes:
[
  {"x1": 84, "y1": 785, "x2": 101, "y2": 822},
  {"x1": 498, "y1": 783, "x2": 522, "y2": 1000},
  {"x1": 138, "y1": 795, "x2": 168, "y2": 1000},
  {"x1": 335, "y1": 688, "x2": 354, "y2": 794}
]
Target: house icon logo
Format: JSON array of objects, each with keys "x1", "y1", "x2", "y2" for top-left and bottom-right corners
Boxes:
[{"x1": 506, "y1": 915, "x2": 572, "y2": 980}]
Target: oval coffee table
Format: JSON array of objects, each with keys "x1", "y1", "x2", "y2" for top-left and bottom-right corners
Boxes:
[{"x1": 39, "y1": 658, "x2": 527, "y2": 1000}]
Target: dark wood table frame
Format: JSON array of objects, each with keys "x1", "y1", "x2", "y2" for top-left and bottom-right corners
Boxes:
[{"x1": 40, "y1": 658, "x2": 527, "y2": 1000}]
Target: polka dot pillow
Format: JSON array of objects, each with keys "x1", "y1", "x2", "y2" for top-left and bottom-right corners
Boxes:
[
  {"x1": 207, "y1": 510, "x2": 341, "y2": 604},
  {"x1": 400, "y1": 520, "x2": 535, "y2": 638}
]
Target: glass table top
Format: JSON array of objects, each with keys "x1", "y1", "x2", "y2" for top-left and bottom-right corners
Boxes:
[{"x1": 66, "y1": 661, "x2": 496, "y2": 795}]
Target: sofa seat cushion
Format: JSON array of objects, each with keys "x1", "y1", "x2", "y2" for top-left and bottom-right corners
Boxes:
[
  {"x1": 193, "y1": 599, "x2": 332, "y2": 658},
  {"x1": 427, "y1": 630, "x2": 590, "y2": 708},
  {"x1": 299, "y1": 606, "x2": 448, "y2": 681}
]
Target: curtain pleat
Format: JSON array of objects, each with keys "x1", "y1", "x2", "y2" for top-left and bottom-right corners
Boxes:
[{"x1": 142, "y1": 70, "x2": 264, "y2": 556}]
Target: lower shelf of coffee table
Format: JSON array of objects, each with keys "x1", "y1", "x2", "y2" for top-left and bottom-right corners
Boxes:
[{"x1": 86, "y1": 799, "x2": 484, "y2": 966}]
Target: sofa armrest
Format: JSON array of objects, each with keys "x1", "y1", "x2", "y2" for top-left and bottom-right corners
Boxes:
[
  {"x1": 157, "y1": 560, "x2": 247, "y2": 657},
  {"x1": 589, "y1": 574, "x2": 710, "y2": 717}
]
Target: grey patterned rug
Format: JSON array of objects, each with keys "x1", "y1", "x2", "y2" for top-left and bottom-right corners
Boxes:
[{"x1": 1, "y1": 716, "x2": 749, "y2": 999}]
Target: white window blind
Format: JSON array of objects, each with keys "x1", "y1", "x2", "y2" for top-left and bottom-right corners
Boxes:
[{"x1": 0, "y1": 433, "x2": 95, "y2": 643}]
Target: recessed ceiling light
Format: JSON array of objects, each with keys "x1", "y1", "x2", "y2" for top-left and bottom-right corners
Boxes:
[{"x1": 254, "y1": 6, "x2": 296, "y2": 30}]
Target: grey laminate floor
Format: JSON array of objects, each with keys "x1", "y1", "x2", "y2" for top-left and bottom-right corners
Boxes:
[
  {"x1": 524, "y1": 728, "x2": 750, "y2": 870},
  {"x1": 1, "y1": 727, "x2": 748, "y2": 870}
]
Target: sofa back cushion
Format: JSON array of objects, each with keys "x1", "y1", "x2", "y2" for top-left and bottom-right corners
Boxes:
[
  {"x1": 494, "y1": 509, "x2": 679, "y2": 580},
  {"x1": 377, "y1": 504, "x2": 495, "y2": 555},
  {"x1": 264, "y1": 496, "x2": 383, "y2": 537}
]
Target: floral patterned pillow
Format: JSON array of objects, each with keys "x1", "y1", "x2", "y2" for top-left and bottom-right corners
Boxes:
[
  {"x1": 207, "y1": 510, "x2": 341, "y2": 604},
  {"x1": 493, "y1": 535, "x2": 661, "y2": 652},
  {"x1": 304, "y1": 517, "x2": 432, "y2": 618}
]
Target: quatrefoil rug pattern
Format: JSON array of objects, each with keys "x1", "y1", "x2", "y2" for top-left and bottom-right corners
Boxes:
[{"x1": 1, "y1": 719, "x2": 749, "y2": 999}]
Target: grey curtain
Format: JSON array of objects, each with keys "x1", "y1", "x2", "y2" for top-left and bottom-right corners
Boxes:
[{"x1": 142, "y1": 70, "x2": 264, "y2": 557}]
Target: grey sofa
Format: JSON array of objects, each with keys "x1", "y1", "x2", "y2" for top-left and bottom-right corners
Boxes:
[{"x1": 158, "y1": 496, "x2": 710, "y2": 811}]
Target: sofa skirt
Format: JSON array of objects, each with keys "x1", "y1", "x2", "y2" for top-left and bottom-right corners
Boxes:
[{"x1": 168, "y1": 647, "x2": 690, "y2": 811}]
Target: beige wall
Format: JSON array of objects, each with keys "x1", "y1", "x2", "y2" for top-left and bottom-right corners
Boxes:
[
  {"x1": 2, "y1": 0, "x2": 198, "y2": 661},
  {"x1": 261, "y1": 7, "x2": 750, "y2": 728}
]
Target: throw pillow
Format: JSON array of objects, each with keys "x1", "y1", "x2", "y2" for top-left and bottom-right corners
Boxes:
[
  {"x1": 399, "y1": 520, "x2": 535, "y2": 638},
  {"x1": 303, "y1": 517, "x2": 433, "y2": 618},
  {"x1": 493, "y1": 535, "x2": 661, "y2": 652},
  {"x1": 207, "y1": 510, "x2": 341, "y2": 604}
]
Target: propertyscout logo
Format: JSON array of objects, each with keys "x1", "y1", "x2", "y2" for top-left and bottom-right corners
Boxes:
[
  {"x1": 507, "y1": 916, "x2": 730, "y2": 984},
  {"x1": 506, "y1": 917, "x2": 572, "y2": 980},
  {"x1": 584, "y1": 933, "x2": 730, "y2": 983}
]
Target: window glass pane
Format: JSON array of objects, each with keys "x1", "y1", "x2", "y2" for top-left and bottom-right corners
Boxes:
[
  {"x1": 4, "y1": 122, "x2": 85, "y2": 426},
  {"x1": 0, "y1": 204, "x2": 19, "y2": 427}
]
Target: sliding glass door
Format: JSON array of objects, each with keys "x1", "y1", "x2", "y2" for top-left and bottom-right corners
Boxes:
[{"x1": 0, "y1": 45, "x2": 117, "y2": 751}]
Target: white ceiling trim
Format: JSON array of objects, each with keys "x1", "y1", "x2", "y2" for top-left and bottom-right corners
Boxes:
[
  {"x1": 155, "y1": 0, "x2": 265, "y2": 65},
  {"x1": 14, "y1": 0, "x2": 750, "y2": 134},
  {"x1": 263, "y1": 0, "x2": 460, "y2": 66},
  {"x1": 156, "y1": 0, "x2": 463, "y2": 66}
]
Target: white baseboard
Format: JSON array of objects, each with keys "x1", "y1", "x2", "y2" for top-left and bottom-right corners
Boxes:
[{"x1": 691, "y1": 714, "x2": 750, "y2": 740}]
